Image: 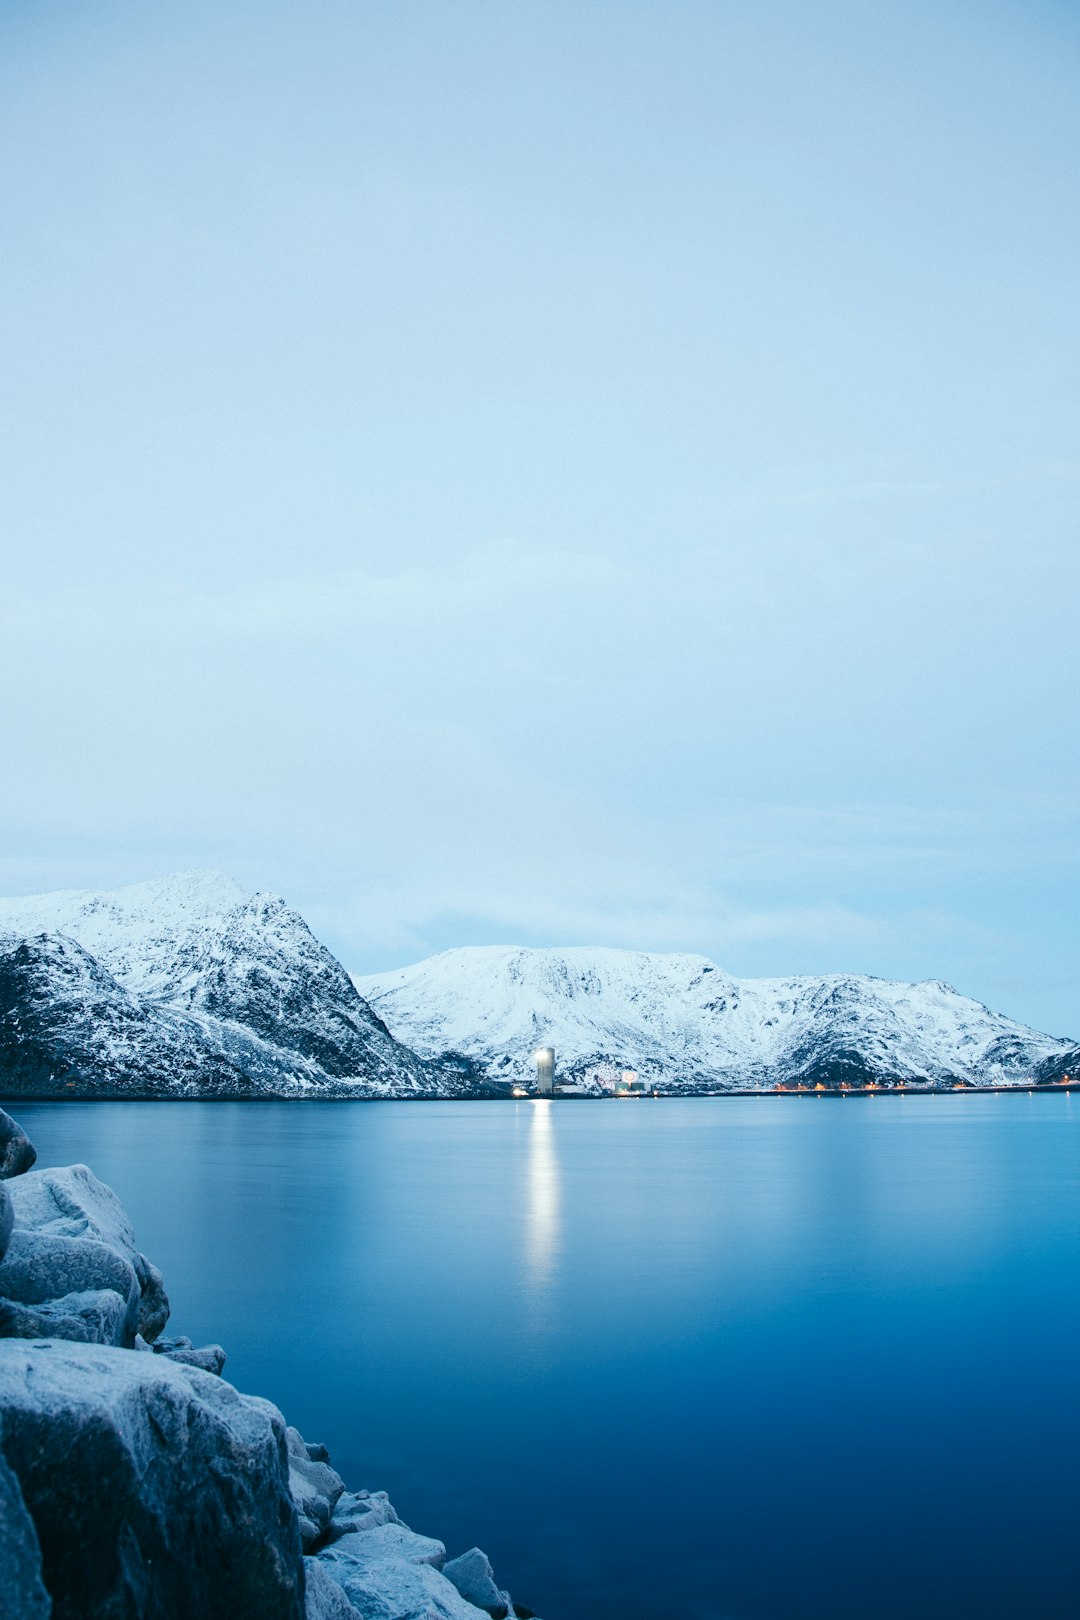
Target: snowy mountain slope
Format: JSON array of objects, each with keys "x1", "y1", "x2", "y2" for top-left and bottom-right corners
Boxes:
[
  {"x1": 0, "y1": 932, "x2": 330, "y2": 1097},
  {"x1": 355, "y1": 946, "x2": 1074, "y2": 1090},
  {"x1": 0, "y1": 874, "x2": 477, "y2": 1099}
]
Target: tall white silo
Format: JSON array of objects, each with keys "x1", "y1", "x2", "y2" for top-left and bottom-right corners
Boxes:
[{"x1": 535, "y1": 1047, "x2": 555, "y2": 1094}]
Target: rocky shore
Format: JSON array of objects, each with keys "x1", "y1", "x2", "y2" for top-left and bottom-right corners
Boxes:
[{"x1": 0, "y1": 1107, "x2": 534, "y2": 1620}]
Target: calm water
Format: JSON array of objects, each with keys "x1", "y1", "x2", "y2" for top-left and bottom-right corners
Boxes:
[{"x1": 7, "y1": 1094, "x2": 1080, "y2": 1620}]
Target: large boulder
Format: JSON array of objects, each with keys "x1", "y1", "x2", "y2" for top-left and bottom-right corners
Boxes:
[
  {"x1": 0, "y1": 1339, "x2": 304, "y2": 1620},
  {"x1": 0, "y1": 1108, "x2": 36, "y2": 1178},
  {"x1": 0, "y1": 1165, "x2": 168, "y2": 1346},
  {"x1": 0, "y1": 1416, "x2": 51, "y2": 1620}
]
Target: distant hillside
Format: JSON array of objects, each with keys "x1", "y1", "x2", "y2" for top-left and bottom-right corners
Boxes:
[
  {"x1": 0, "y1": 873, "x2": 480, "y2": 1099},
  {"x1": 355, "y1": 945, "x2": 1074, "y2": 1091}
]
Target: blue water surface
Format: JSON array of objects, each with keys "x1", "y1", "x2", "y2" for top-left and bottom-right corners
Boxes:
[{"x1": 8, "y1": 1094, "x2": 1080, "y2": 1620}]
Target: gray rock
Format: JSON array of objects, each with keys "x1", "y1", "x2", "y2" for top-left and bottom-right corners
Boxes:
[
  {"x1": 0, "y1": 1183, "x2": 11, "y2": 1266},
  {"x1": 152, "y1": 1334, "x2": 227, "y2": 1375},
  {"x1": 314, "y1": 1538, "x2": 490, "y2": 1620},
  {"x1": 0, "y1": 1417, "x2": 50, "y2": 1620},
  {"x1": 0, "y1": 1231, "x2": 139, "y2": 1343},
  {"x1": 324, "y1": 1488, "x2": 400, "y2": 1543},
  {"x1": 0, "y1": 1287, "x2": 131, "y2": 1345},
  {"x1": 0, "y1": 1165, "x2": 169, "y2": 1346},
  {"x1": 287, "y1": 1431, "x2": 347, "y2": 1548},
  {"x1": 298, "y1": 1512, "x2": 322, "y2": 1547},
  {"x1": 442, "y1": 1548, "x2": 514, "y2": 1619},
  {"x1": 344, "y1": 1522, "x2": 446, "y2": 1568},
  {"x1": 0, "y1": 1109, "x2": 36, "y2": 1179},
  {"x1": 133, "y1": 1252, "x2": 169, "y2": 1341},
  {"x1": 0, "y1": 1338, "x2": 304, "y2": 1620},
  {"x1": 304, "y1": 1557, "x2": 363, "y2": 1619}
]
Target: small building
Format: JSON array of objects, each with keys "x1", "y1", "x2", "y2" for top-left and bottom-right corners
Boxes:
[{"x1": 535, "y1": 1047, "x2": 555, "y2": 1095}]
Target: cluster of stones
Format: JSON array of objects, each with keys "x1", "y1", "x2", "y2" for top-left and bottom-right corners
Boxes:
[{"x1": 0, "y1": 1109, "x2": 532, "y2": 1620}]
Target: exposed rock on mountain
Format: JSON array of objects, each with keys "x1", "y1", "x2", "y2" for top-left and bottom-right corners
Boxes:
[
  {"x1": 357, "y1": 945, "x2": 1074, "y2": 1091},
  {"x1": 0, "y1": 874, "x2": 479, "y2": 1099},
  {"x1": 1032, "y1": 1043, "x2": 1080, "y2": 1085}
]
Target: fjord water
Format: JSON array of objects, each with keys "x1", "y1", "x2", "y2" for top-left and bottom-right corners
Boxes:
[{"x1": 13, "y1": 1096, "x2": 1080, "y2": 1620}]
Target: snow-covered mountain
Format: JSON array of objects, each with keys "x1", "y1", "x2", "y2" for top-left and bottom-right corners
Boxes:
[
  {"x1": 355, "y1": 945, "x2": 1076, "y2": 1090},
  {"x1": 3, "y1": 876, "x2": 1072, "y2": 1098},
  {"x1": 0, "y1": 874, "x2": 479, "y2": 1099}
]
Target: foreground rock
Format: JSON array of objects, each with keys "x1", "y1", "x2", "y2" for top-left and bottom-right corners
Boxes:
[
  {"x1": 0, "y1": 1164, "x2": 169, "y2": 1347},
  {"x1": 0, "y1": 1339, "x2": 304, "y2": 1620},
  {"x1": 0, "y1": 1182, "x2": 11, "y2": 1265},
  {"x1": 287, "y1": 1424, "x2": 346, "y2": 1547},
  {"x1": 0, "y1": 1105, "x2": 36, "y2": 1177},
  {"x1": 300, "y1": 1480, "x2": 536, "y2": 1620},
  {"x1": 443, "y1": 1549, "x2": 517, "y2": 1619},
  {"x1": 0, "y1": 1417, "x2": 51, "y2": 1620},
  {"x1": 312, "y1": 1538, "x2": 489, "y2": 1620}
]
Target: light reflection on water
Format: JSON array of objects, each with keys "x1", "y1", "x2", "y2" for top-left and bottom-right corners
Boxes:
[{"x1": 524, "y1": 1099, "x2": 560, "y2": 1309}]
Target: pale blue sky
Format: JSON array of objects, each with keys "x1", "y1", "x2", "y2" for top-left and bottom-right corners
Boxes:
[{"x1": 2, "y1": 0, "x2": 1078, "y2": 1033}]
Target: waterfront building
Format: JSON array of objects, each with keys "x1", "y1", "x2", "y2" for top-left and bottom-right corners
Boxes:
[{"x1": 535, "y1": 1047, "x2": 555, "y2": 1094}]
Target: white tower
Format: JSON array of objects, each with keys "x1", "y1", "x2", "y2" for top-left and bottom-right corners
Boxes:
[{"x1": 535, "y1": 1047, "x2": 555, "y2": 1094}]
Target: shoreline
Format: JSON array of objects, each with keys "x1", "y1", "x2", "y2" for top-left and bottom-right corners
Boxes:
[
  {"x1": 3, "y1": 1083, "x2": 1077, "y2": 1104},
  {"x1": 0, "y1": 1107, "x2": 534, "y2": 1620}
]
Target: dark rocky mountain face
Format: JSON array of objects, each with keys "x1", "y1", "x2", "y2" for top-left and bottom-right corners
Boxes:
[
  {"x1": 150, "y1": 893, "x2": 408, "y2": 1079},
  {"x1": 0, "y1": 933, "x2": 324, "y2": 1098},
  {"x1": 1032, "y1": 1044, "x2": 1080, "y2": 1085},
  {"x1": 0, "y1": 877, "x2": 484, "y2": 1100}
]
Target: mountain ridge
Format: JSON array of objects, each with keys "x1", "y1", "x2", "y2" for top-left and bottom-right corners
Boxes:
[
  {"x1": 0, "y1": 874, "x2": 480, "y2": 1099},
  {"x1": 355, "y1": 943, "x2": 1075, "y2": 1091},
  {"x1": 1, "y1": 875, "x2": 1073, "y2": 1097}
]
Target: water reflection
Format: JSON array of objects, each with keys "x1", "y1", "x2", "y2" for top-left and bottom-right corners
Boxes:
[{"x1": 524, "y1": 1100, "x2": 560, "y2": 1307}]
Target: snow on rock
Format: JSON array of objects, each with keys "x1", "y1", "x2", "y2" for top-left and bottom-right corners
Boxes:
[
  {"x1": 305, "y1": 1557, "x2": 364, "y2": 1619},
  {"x1": 151, "y1": 1334, "x2": 228, "y2": 1374},
  {"x1": 312, "y1": 1538, "x2": 489, "y2": 1620},
  {"x1": 443, "y1": 1547, "x2": 516, "y2": 1618},
  {"x1": 0, "y1": 1164, "x2": 169, "y2": 1346},
  {"x1": 0, "y1": 1339, "x2": 305, "y2": 1620},
  {"x1": 286, "y1": 1424, "x2": 347, "y2": 1548},
  {"x1": 356, "y1": 945, "x2": 1075, "y2": 1090},
  {"x1": 0, "y1": 872, "x2": 465, "y2": 1099}
]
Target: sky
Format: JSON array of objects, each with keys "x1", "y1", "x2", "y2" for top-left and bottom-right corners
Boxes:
[{"x1": 2, "y1": 0, "x2": 1078, "y2": 1033}]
